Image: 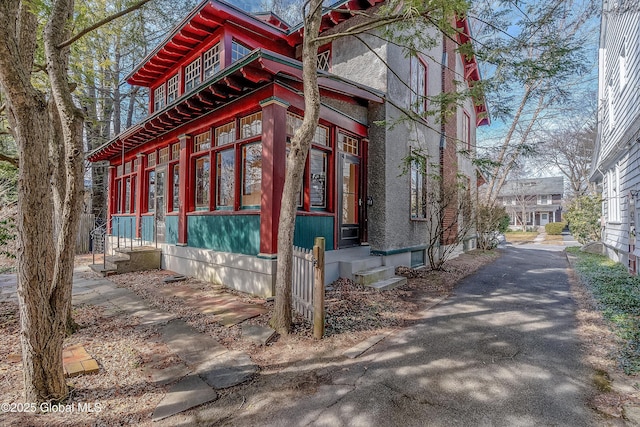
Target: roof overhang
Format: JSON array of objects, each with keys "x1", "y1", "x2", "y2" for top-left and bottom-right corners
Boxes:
[
  {"x1": 89, "y1": 49, "x2": 382, "y2": 163},
  {"x1": 456, "y1": 16, "x2": 490, "y2": 127},
  {"x1": 127, "y1": 0, "x2": 291, "y2": 86}
]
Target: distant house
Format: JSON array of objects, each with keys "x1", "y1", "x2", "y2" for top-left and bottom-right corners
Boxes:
[
  {"x1": 87, "y1": 0, "x2": 489, "y2": 296},
  {"x1": 590, "y1": 3, "x2": 640, "y2": 274},
  {"x1": 496, "y1": 177, "x2": 564, "y2": 229}
]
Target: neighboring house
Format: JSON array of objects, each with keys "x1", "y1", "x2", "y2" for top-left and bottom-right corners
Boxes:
[
  {"x1": 590, "y1": 2, "x2": 640, "y2": 274},
  {"x1": 496, "y1": 177, "x2": 564, "y2": 229},
  {"x1": 88, "y1": 0, "x2": 489, "y2": 296}
]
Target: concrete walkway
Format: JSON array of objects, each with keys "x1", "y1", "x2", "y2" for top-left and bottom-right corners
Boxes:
[
  {"x1": 214, "y1": 244, "x2": 602, "y2": 426},
  {"x1": 1, "y1": 267, "x2": 266, "y2": 421}
]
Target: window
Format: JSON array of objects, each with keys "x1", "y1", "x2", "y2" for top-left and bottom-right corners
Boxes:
[
  {"x1": 154, "y1": 84, "x2": 165, "y2": 111},
  {"x1": 116, "y1": 180, "x2": 122, "y2": 213},
  {"x1": 194, "y1": 131, "x2": 211, "y2": 152},
  {"x1": 339, "y1": 133, "x2": 358, "y2": 155},
  {"x1": 241, "y1": 143, "x2": 262, "y2": 207},
  {"x1": 147, "y1": 170, "x2": 156, "y2": 212},
  {"x1": 311, "y1": 150, "x2": 327, "y2": 208},
  {"x1": 410, "y1": 55, "x2": 427, "y2": 115},
  {"x1": 240, "y1": 112, "x2": 262, "y2": 138},
  {"x1": 411, "y1": 157, "x2": 427, "y2": 219},
  {"x1": 608, "y1": 81, "x2": 615, "y2": 130},
  {"x1": 171, "y1": 143, "x2": 180, "y2": 161},
  {"x1": 171, "y1": 164, "x2": 180, "y2": 212},
  {"x1": 147, "y1": 152, "x2": 156, "y2": 168},
  {"x1": 608, "y1": 167, "x2": 621, "y2": 222},
  {"x1": 184, "y1": 58, "x2": 201, "y2": 92},
  {"x1": 203, "y1": 44, "x2": 221, "y2": 79},
  {"x1": 286, "y1": 112, "x2": 329, "y2": 146},
  {"x1": 195, "y1": 156, "x2": 210, "y2": 210},
  {"x1": 317, "y1": 50, "x2": 330, "y2": 71},
  {"x1": 216, "y1": 149, "x2": 235, "y2": 209},
  {"x1": 411, "y1": 250, "x2": 425, "y2": 268},
  {"x1": 215, "y1": 122, "x2": 236, "y2": 146},
  {"x1": 538, "y1": 195, "x2": 551, "y2": 205},
  {"x1": 167, "y1": 74, "x2": 179, "y2": 103},
  {"x1": 462, "y1": 111, "x2": 471, "y2": 150},
  {"x1": 124, "y1": 177, "x2": 131, "y2": 213},
  {"x1": 231, "y1": 40, "x2": 251, "y2": 63},
  {"x1": 158, "y1": 147, "x2": 170, "y2": 164}
]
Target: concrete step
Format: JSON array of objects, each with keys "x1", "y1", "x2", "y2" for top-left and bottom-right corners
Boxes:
[
  {"x1": 104, "y1": 255, "x2": 131, "y2": 270},
  {"x1": 354, "y1": 265, "x2": 395, "y2": 286},
  {"x1": 340, "y1": 257, "x2": 383, "y2": 281},
  {"x1": 367, "y1": 276, "x2": 407, "y2": 291},
  {"x1": 88, "y1": 264, "x2": 118, "y2": 276}
]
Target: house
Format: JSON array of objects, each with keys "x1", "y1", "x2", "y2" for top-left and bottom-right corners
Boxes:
[
  {"x1": 496, "y1": 177, "x2": 564, "y2": 229},
  {"x1": 590, "y1": 2, "x2": 640, "y2": 274},
  {"x1": 88, "y1": 0, "x2": 489, "y2": 296}
]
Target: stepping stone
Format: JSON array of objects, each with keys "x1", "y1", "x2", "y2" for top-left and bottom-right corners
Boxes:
[
  {"x1": 63, "y1": 344, "x2": 100, "y2": 377},
  {"x1": 240, "y1": 324, "x2": 276, "y2": 346},
  {"x1": 151, "y1": 374, "x2": 218, "y2": 421},
  {"x1": 146, "y1": 362, "x2": 191, "y2": 386},
  {"x1": 216, "y1": 307, "x2": 266, "y2": 327},
  {"x1": 197, "y1": 350, "x2": 257, "y2": 389},
  {"x1": 161, "y1": 320, "x2": 228, "y2": 366}
]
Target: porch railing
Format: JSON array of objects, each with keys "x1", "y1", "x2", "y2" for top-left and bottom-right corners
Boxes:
[{"x1": 91, "y1": 215, "x2": 158, "y2": 268}]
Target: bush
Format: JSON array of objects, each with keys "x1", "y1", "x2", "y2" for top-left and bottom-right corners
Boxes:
[
  {"x1": 545, "y1": 222, "x2": 566, "y2": 235},
  {"x1": 565, "y1": 195, "x2": 602, "y2": 244},
  {"x1": 476, "y1": 203, "x2": 510, "y2": 250}
]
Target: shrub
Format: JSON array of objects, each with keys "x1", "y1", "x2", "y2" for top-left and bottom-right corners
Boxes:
[
  {"x1": 545, "y1": 222, "x2": 566, "y2": 235},
  {"x1": 565, "y1": 195, "x2": 602, "y2": 244}
]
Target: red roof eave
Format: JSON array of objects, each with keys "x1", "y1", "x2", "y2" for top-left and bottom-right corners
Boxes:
[{"x1": 456, "y1": 16, "x2": 490, "y2": 127}]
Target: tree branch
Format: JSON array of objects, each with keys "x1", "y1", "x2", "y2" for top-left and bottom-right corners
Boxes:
[
  {"x1": 0, "y1": 152, "x2": 18, "y2": 167},
  {"x1": 57, "y1": 0, "x2": 154, "y2": 49}
]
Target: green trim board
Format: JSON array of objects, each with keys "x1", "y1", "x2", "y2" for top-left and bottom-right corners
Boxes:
[
  {"x1": 371, "y1": 244, "x2": 431, "y2": 257},
  {"x1": 188, "y1": 214, "x2": 260, "y2": 255},
  {"x1": 141, "y1": 216, "x2": 155, "y2": 242},
  {"x1": 112, "y1": 216, "x2": 137, "y2": 239}
]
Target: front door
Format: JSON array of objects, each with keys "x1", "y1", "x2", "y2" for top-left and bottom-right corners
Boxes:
[
  {"x1": 155, "y1": 166, "x2": 166, "y2": 243},
  {"x1": 339, "y1": 153, "x2": 361, "y2": 247},
  {"x1": 540, "y1": 213, "x2": 549, "y2": 226}
]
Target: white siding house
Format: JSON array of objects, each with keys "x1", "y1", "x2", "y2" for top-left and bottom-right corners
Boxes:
[{"x1": 591, "y1": 1, "x2": 640, "y2": 274}]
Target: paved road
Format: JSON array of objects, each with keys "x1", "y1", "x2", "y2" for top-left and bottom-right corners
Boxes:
[{"x1": 254, "y1": 245, "x2": 599, "y2": 426}]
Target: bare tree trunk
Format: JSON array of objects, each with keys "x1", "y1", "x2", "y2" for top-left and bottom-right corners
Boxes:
[{"x1": 270, "y1": 0, "x2": 323, "y2": 334}]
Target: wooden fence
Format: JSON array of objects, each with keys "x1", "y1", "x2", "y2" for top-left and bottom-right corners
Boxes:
[
  {"x1": 292, "y1": 237, "x2": 325, "y2": 339},
  {"x1": 292, "y1": 245, "x2": 315, "y2": 323},
  {"x1": 76, "y1": 213, "x2": 95, "y2": 254}
]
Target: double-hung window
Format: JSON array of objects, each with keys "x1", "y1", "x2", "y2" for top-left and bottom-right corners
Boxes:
[
  {"x1": 410, "y1": 55, "x2": 427, "y2": 116},
  {"x1": 608, "y1": 167, "x2": 621, "y2": 222},
  {"x1": 184, "y1": 58, "x2": 201, "y2": 92},
  {"x1": 410, "y1": 156, "x2": 427, "y2": 219}
]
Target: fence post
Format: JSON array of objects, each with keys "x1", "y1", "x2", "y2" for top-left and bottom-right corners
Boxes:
[{"x1": 313, "y1": 237, "x2": 325, "y2": 339}]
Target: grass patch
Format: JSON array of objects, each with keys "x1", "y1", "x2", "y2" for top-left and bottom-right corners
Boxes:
[
  {"x1": 504, "y1": 231, "x2": 538, "y2": 243},
  {"x1": 569, "y1": 247, "x2": 640, "y2": 374}
]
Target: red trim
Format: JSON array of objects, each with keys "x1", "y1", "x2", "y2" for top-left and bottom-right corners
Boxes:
[
  {"x1": 135, "y1": 155, "x2": 145, "y2": 237},
  {"x1": 178, "y1": 134, "x2": 193, "y2": 244}
]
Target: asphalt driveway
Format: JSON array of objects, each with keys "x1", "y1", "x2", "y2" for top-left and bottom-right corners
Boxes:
[{"x1": 255, "y1": 245, "x2": 600, "y2": 426}]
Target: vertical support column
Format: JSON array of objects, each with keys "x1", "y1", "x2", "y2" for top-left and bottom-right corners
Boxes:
[
  {"x1": 135, "y1": 153, "x2": 146, "y2": 238},
  {"x1": 107, "y1": 165, "x2": 116, "y2": 234},
  {"x1": 178, "y1": 134, "x2": 193, "y2": 245},
  {"x1": 259, "y1": 97, "x2": 289, "y2": 256}
]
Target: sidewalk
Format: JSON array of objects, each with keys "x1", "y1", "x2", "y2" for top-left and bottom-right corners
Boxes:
[{"x1": 0, "y1": 266, "x2": 273, "y2": 421}]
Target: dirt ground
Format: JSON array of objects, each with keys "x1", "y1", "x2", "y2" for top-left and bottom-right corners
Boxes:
[{"x1": 0, "y1": 250, "x2": 498, "y2": 426}]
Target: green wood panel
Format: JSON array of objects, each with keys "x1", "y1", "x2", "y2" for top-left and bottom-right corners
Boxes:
[
  {"x1": 166, "y1": 216, "x2": 178, "y2": 245},
  {"x1": 141, "y1": 216, "x2": 155, "y2": 242},
  {"x1": 188, "y1": 215, "x2": 260, "y2": 255},
  {"x1": 294, "y1": 216, "x2": 334, "y2": 250},
  {"x1": 112, "y1": 216, "x2": 136, "y2": 239}
]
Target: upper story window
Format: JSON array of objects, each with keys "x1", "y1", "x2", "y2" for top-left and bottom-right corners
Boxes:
[
  {"x1": 203, "y1": 44, "x2": 221, "y2": 79},
  {"x1": 231, "y1": 40, "x2": 251, "y2": 63},
  {"x1": 317, "y1": 50, "x2": 330, "y2": 71},
  {"x1": 410, "y1": 55, "x2": 427, "y2": 116},
  {"x1": 462, "y1": 111, "x2": 471, "y2": 150},
  {"x1": 537, "y1": 195, "x2": 551, "y2": 205},
  {"x1": 184, "y1": 57, "x2": 201, "y2": 92},
  {"x1": 215, "y1": 122, "x2": 236, "y2": 146},
  {"x1": 167, "y1": 74, "x2": 179, "y2": 103},
  {"x1": 154, "y1": 84, "x2": 165, "y2": 111},
  {"x1": 620, "y1": 38, "x2": 627, "y2": 89}
]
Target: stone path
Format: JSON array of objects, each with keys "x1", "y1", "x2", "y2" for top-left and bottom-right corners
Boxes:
[{"x1": 1, "y1": 267, "x2": 274, "y2": 422}]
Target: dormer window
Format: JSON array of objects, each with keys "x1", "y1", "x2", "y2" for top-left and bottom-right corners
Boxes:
[
  {"x1": 184, "y1": 57, "x2": 201, "y2": 92},
  {"x1": 154, "y1": 84, "x2": 165, "y2": 111},
  {"x1": 231, "y1": 40, "x2": 251, "y2": 63},
  {"x1": 203, "y1": 44, "x2": 221, "y2": 79},
  {"x1": 317, "y1": 50, "x2": 330, "y2": 71},
  {"x1": 167, "y1": 74, "x2": 179, "y2": 103}
]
